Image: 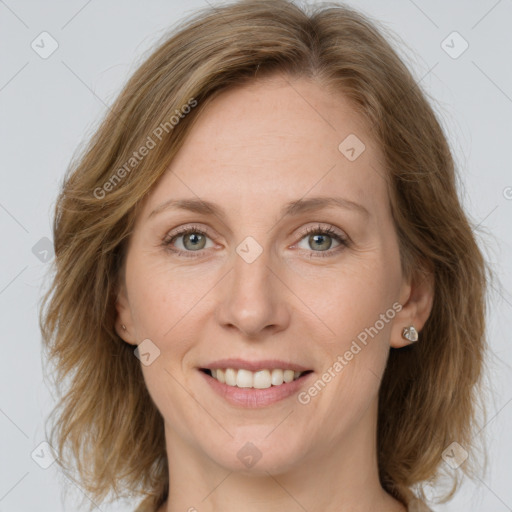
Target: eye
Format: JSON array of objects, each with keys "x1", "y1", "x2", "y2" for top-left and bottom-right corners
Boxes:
[
  {"x1": 294, "y1": 224, "x2": 349, "y2": 257},
  {"x1": 162, "y1": 223, "x2": 349, "y2": 259},
  {"x1": 162, "y1": 225, "x2": 215, "y2": 257}
]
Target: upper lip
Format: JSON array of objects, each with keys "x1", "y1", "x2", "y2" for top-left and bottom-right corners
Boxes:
[{"x1": 201, "y1": 358, "x2": 311, "y2": 372}]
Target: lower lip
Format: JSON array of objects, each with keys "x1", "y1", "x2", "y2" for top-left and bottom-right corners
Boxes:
[{"x1": 199, "y1": 370, "x2": 313, "y2": 408}]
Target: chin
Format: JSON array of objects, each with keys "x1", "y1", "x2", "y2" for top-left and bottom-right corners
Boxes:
[{"x1": 201, "y1": 434, "x2": 309, "y2": 475}]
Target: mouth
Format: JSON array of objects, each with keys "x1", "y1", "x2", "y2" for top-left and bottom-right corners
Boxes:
[
  {"x1": 199, "y1": 367, "x2": 314, "y2": 389},
  {"x1": 197, "y1": 358, "x2": 315, "y2": 407}
]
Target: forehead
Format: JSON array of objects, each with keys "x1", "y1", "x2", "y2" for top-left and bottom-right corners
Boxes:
[{"x1": 139, "y1": 75, "x2": 389, "y2": 223}]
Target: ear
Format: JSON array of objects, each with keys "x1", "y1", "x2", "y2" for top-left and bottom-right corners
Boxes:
[
  {"x1": 390, "y1": 263, "x2": 434, "y2": 348},
  {"x1": 114, "y1": 279, "x2": 138, "y2": 346}
]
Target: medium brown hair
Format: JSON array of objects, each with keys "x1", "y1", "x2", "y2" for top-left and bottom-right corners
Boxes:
[{"x1": 39, "y1": 1, "x2": 491, "y2": 510}]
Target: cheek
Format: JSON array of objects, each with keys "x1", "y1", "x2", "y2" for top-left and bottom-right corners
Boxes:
[
  {"x1": 315, "y1": 258, "x2": 400, "y2": 411},
  {"x1": 127, "y1": 256, "x2": 215, "y2": 340},
  {"x1": 291, "y1": 256, "x2": 397, "y2": 345},
  {"x1": 302, "y1": 273, "x2": 395, "y2": 432},
  {"x1": 127, "y1": 265, "x2": 205, "y2": 437},
  {"x1": 295, "y1": 258, "x2": 397, "y2": 400}
]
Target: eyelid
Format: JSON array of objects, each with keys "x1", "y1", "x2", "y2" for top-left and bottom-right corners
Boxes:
[
  {"x1": 164, "y1": 223, "x2": 212, "y2": 240},
  {"x1": 162, "y1": 224, "x2": 216, "y2": 257},
  {"x1": 162, "y1": 222, "x2": 349, "y2": 258},
  {"x1": 291, "y1": 223, "x2": 349, "y2": 257},
  {"x1": 294, "y1": 223, "x2": 348, "y2": 243}
]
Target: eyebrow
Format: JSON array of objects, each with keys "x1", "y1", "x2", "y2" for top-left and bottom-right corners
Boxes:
[{"x1": 148, "y1": 196, "x2": 369, "y2": 222}]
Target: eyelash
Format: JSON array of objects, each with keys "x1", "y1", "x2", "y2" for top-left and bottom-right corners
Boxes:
[{"x1": 162, "y1": 223, "x2": 349, "y2": 259}]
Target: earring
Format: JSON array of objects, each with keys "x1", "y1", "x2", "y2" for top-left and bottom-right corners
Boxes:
[
  {"x1": 122, "y1": 324, "x2": 127, "y2": 331},
  {"x1": 402, "y1": 326, "x2": 418, "y2": 343}
]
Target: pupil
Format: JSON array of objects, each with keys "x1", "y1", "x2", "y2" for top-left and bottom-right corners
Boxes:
[
  {"x1": 311, "y1": 234, "x2": 331, "y2": 251},
  {"x1": 185, "y1": 233, "x2": 205, "y2": 250}
]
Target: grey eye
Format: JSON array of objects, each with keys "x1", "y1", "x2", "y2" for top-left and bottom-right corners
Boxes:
[
  {"x1": 183, "y1": 233, "x2": 207, "y2": 250},
  {"x1": 297, "y1": 232, "x2": 341, "y2": 252},
  {"x1": 172, "y1": 231, "x2": 213, "y2": 251}
]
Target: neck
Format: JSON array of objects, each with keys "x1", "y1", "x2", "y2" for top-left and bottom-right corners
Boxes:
[{"x1": 160, "y1": 397, "x2": 406, "y2": 512}]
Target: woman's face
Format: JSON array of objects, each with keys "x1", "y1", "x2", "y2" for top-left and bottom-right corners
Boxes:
[{"x1": 116, "y1": 75, "x2": 426, "y2": 474}]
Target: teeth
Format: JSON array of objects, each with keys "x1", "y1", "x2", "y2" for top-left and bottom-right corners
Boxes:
[
  {"x1": 236, "y1": 369, "x2": 254, "y2": 388},
  {"x1": 254, "y1": 370, "x2": 271, "y2": 389},
  {"x1": 283, "y1": 369, "x2": 294, "y2": 383},
  {"x1": 271, "y1": 369, "x2": 284, "y2": 386},
  {"x1": 225, "y1": 368, "x2": 237, "y2": 386},
  {"x1": 207, "y1": 368, "x2": 306, "y2": 388}
]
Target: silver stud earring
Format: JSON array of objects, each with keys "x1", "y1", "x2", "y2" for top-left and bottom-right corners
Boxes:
[
  {"x1": 402, "y1": 326, "x2": 418, "y2": 343},
  {"x1": 122, "y1": 324, "x2": 127, "y2": 331}
]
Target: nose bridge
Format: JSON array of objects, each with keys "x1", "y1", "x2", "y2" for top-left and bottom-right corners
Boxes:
[
  {"x1": 216, "y1": 238, "x2": 288, "y2": 337},
  {"x1": 233, "y1": 242, "x2": 271, "y2": 300}
]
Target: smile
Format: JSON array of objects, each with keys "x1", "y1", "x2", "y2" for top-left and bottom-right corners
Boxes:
[
  {"x1": 198, "y1": 363, "x2": 314, "y2": 408},
  {"x1": 200, "y1": 368, "x2": 312, "y2": 389}
]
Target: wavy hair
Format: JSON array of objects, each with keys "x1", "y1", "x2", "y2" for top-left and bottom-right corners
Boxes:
[{"x1": 39, "y1": 1, "x2": 491, "y2": 510}]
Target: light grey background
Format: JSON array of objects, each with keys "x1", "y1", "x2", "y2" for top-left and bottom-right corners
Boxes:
[{"x1": 1, "y1": 0, "x2": 511, "y2": 511}]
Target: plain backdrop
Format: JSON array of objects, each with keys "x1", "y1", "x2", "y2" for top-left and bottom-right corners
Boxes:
[{"x1": 1, "y1": 0, "x2": 511, "y2": 511}]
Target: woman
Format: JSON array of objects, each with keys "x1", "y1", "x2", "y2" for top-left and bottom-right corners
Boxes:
[{"x1": 39, "y1": 1, "x2": 489, "y2": 511}]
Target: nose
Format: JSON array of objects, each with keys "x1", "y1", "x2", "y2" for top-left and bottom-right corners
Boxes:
[{"x1": 215, "y1": 246, "x2": 290, "y2": 339}]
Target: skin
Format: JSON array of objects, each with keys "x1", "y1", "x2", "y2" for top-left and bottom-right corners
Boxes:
[{"x1": 115, "y1": 74, "x2": 434, "y2": 512}]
